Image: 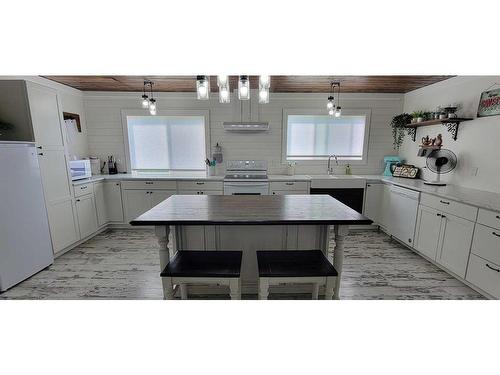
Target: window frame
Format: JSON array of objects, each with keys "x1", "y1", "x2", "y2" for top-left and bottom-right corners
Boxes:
[
  {"x1": 121, "y1": 109, "x2": 210, "y2": 173},
  {"x1": 281, "y1": 108, "x2": 372, "y2": 165}
]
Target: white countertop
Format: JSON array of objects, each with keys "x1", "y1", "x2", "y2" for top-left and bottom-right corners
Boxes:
[{"x1": 72, "y1": 172, "x2": 500, "y2": 212}]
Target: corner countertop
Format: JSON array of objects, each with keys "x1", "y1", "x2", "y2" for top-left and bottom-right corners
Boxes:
[{"x1": 72, "y1": 172, "x2": 500, "y2": 212}]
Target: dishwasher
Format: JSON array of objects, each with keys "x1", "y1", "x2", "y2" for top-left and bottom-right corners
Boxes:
[{"x1": 386, "y1": 185, "x2": 420, "y2": 246}]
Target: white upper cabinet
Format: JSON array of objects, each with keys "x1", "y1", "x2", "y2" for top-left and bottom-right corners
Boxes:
[{"x1": 26, "y1": 82, "x2": 64, "y2": 148}]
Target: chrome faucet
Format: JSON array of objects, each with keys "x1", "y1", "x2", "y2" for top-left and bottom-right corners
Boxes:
[{"x1": 327, "y1": 155, "x2": 338, "y2": 175}]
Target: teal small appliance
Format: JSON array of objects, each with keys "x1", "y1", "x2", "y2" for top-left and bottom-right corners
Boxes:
[{"x1": 383, "y1": 156, "x2": 403, "y2": 176}]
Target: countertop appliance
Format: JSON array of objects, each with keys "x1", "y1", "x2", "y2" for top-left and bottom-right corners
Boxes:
[
  {"x1": 69, "y1": 159, "x2": 92, "y2": 181},
  {"x1": 383, "y1": 156, "x2": 402, "y2": 176},
  {"x1": 0, "y1": 142, "x2": 54, "y2": 292},
  {"x1": 223, "y1": 160, "x2": 269, "y2": 195}
]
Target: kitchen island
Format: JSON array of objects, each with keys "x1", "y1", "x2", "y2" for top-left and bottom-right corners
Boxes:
[{"x1": 131, "y1": 194, "x2": 372, "y2": 298}]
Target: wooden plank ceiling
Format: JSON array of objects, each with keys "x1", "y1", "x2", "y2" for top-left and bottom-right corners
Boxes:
[{"x1": 42, "y1": 75, "x2": 453, "y2": 94}]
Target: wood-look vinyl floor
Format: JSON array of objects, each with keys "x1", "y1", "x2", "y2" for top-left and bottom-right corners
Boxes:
[{"x1": 0, "y1": 229, "x2": 484, "y2": 300}]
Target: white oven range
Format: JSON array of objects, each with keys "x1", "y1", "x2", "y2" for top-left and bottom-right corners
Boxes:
[{"x1": 223, "y1": 160, "x2": 269, "y2": 195}]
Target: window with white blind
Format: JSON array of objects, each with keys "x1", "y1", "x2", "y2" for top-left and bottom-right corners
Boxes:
[
  {"x1": 126, "y1": 115, "x2": 207, "y2": 172},
  {"x1": 284, "y1": 110, "x2": 370, "y2": 162}
]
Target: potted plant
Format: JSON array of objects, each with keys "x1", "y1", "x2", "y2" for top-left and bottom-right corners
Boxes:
[
  {"x1": 389, "y1": 113, "x2": 413, "y2": 150},
  {"x1": 412, "y1": 111, "x2": 426, "y2": 123}
]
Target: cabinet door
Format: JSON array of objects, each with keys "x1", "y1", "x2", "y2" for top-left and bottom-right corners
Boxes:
[
  {"x1": 150, "y1": 190, "x2": 174, "y2": 207},
  {"x1": 123, "y1": 190, "x2": 151, "y2": 223},
  {"x1": 379, "y1": 184, "x2": 392, "y2": 230},
  {"x1": 436, "y1": 213, "x2": 475, "y2": 278},
  {"x1": 104, "y1": 181, "x2": 124, "y2": 222},
  {"x1": 26, "y1": 83, "x2": 64, "y2": 148},
  {"x1": 94, "y1": 182, "x2": 107, "y2": 227},
  {"x1": 37, "y1": 149, "x2": 72, "y2": 203},
  {"x1": 46, "y1": 199, "x2": 79, "y2": 253},
  {"x1": 414, "y1": 205, "x2": 442, "y2": 260},
  {"x1": 76, "y1": 195, "x2": 98, "y2": 239},
  {"x1": 363, "y1": 183, "x2": 383, "y2": 223}
]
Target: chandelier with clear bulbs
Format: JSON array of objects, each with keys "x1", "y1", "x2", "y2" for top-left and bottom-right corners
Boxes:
[
  {"x1": 196, "y1": 75, "x2": 271, "y2": 103},
  {"x1": 327, "y1": 81, "x2": 342, "y2": 117}
]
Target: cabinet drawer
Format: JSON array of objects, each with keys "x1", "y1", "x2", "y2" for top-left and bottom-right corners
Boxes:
[
  {"x1": 477, "y1": 208, "x2": 500, "y2": 230},
  {"x1": 271, "y1": 190, "x2": 309, "y2": 195},
  {"x1": 177, "y1": 180, "x2": 223, "y2": 191},
  {"x1": 420, "y1": 193, "x2": 478, "y2": 221},
  {"x1": 472, "y1": 223, "x2": 500, "y2": 265},
  {"x1": 121, "y1": 180, "x2": 177, "y2": 190},
  {"x1": 73, "y1": 182, "x2": 94, "y2": 198},
  {"x1": 466, "y1": 254, "x2": 500, "y2": 299},
  {"x1": 270, "y1": 181, "x2": 308, "y2": 191}
]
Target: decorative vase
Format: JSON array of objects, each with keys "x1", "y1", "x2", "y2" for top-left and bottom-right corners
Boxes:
[{"x1": 417, "y1": 117, "x2": 424, "y2": 123}]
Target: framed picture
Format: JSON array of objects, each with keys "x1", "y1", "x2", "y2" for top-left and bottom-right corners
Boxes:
[
  {"x1": 477, "y1": 88, "x2": 500, "y2": 117},
  {"x1": 392, "y1": 165, "x2": 419, "y2": 179}
]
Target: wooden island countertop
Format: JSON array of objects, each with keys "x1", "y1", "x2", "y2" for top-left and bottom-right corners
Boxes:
[{"x1": 130, "y1": 194, "x2": 372, "y2": 226}]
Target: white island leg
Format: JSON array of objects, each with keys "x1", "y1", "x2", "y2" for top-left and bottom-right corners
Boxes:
[
  {"x1": 332, "y1": 225, "x2": 349, "y2": 300},
  {"x1": 155, "y1": 225, "x2": 173, "y2": 300}
]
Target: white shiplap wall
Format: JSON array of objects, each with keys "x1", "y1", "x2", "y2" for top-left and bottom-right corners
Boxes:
[{"x1": 83, "y1": 90, "x2": 403, "y2": 175}]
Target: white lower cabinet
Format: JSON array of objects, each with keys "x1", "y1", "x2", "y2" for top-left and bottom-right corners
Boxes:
[
  {"x1": 436, "y1": 213, "x2": 475, "y2": 278},
  {"x1": 414, "y1": 205, "x2": 442, "y2": 260},
  {"x1": 123, "y1": 189, "x2": 176, "y2": 223},
  {"x1": 104, "y1": 181, "x2": 124, "y2": 222},
  {"x1": 363, "y1": 183, "x2": 383, "y2": 224},
  {"x1": 94, "y1": 181, "x2": 107, "y2": 227},
  {"x1": 46, "y1": 199, "x2": 79, "y2": 252},
  {"x1": 415, "y1": 200, "x2": 475, "y2": 279},
  {"x1": 466, "y1": 254, "x2": 500, "y2": 299},
  {"x1": 76, "y1": 194, "x2": 98, "y2": 239}
]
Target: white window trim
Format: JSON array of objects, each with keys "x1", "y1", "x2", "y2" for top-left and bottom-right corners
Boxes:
[
  {"x1": 121, "y1": 108, "x2": 210, "y2": 173},
  {"x1": 281, "y1": 107, "x2": 372, "y2": 166}
]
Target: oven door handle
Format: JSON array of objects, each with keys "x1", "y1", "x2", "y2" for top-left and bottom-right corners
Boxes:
[{"x1": 224, "y1": 183, "x2": 269, "y2": 187}]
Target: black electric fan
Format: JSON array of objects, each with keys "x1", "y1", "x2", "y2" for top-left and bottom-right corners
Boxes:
[{"x1": 424, "y1": 149, "x2": 457, "y2": 186}]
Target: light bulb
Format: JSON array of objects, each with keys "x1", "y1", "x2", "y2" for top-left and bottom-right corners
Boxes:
[
  {"x1": 259, "y1": 88, "x2": 269, "y2": 104},
  {"x1": 196, "y1": 75, "x2": 210, "y2": 100},
  {"x1": 335, "y1": 106, "x2": 342, "y2": 117},
  {"x1": 217, "y1": 75, "x2": 229, "y2": 87},
  {"x1": 259, "y1": 75, "x2": 270, "y2": 88},
  {"x1": 327, "y1": 101, "x2": 334, "y2": 110},
  {"x1": 238, "y1": 76, "x2": 250, "y2": 100},
  {"x1": 141, "y1": 95, "x2": 149, "y2": 108},
  {"x1": 328, "y1": 109, "x2": 334, "y2": 116},
  {"x1": 219, "y1": 87, "x2": 230, "y2": 103}
]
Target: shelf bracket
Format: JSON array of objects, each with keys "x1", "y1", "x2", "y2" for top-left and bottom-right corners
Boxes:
[
  {"x1": 406, "y1": 127, "x2": 417, "y2": 142},
  {"x1": 443, "y1": 122, "x2": 459, "y2": 141}
]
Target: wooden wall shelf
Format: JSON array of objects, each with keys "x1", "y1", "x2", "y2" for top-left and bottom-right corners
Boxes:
[{"x1": 405, "y1": 118, "x2": 473, "y2": 141}]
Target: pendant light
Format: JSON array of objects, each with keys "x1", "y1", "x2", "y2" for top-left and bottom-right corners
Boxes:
[
  {"x1": 217, "y1": 75, "x2": 230, "y2": 103},
  {"x1": 196, "y1": 75, "x2": 210, "y2": 100},
  {"x1": 148, "y1": 81, "x2": 157, "y2": 116},
  {"x1": 334, "y1": 82, "x2": 342, "y2": 117},
  {"x1": 258, "y1": 75, "x2": 270, "y2": 104},
  {"x1": 238, "y1": 75, "x2": 250, "y2": 100},
  {"x1": 141, "y1": 80, "x2": 150, "y2": 108}
]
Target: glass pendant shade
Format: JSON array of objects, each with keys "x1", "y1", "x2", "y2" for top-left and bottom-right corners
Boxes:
[
  {"x1": 149, "y1": 99, "x2": 157, "y2": 115},
  {"x1": 141, "y1": 95, "x2": 149, "y2": 108},
  {"x1": 217, "y1": 75, "x2": 229, "y2": 87},
  {"x1": 327, "y1": 96, "x2": 334, "y2": 110},
  {"x1": 335, "y1": 106, "x2": 342, "y2": 117},
  {"x1": 219, "y1": 86, "x2": 230, "y2": 103},
  {"x1": 259, "y1": 88, "x2": 269, "y2": 104},
  {"x1": 259, "y1": 75, "x2": 270, "y2": 89},
  {"x1": 328, "y1": 108, "x2": 334, "y2": 116},
  {"x1": 196, "y1": 75, "x2": 210, "y2": 100},
  {"x1": 238, "y1": 76, "x2": 250, "y2": 100}
]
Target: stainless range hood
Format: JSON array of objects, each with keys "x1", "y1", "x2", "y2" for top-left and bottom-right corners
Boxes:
[{"x1": 223, "y1": 122, "x2": 269, "y2": 131}]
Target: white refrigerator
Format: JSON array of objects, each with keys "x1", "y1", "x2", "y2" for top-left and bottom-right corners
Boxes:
[{"x1": 0, "y1": 142, "x2": 54, "y2": 292}]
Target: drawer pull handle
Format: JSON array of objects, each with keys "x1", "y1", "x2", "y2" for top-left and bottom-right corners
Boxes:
[
  {"x1": 436, "y1": 213, "x2": 441, "y2": 217},
  {"x1": 145, "y1": 182, "x2": 153, "y2": 185},
  {"x1": 81, "y1": 186, "x2": 87, "y2": 189},
  {"x1": 196, "y1": 182, "x2": 204, "y2": 185},
  {"x1": 76, "y1": 199, "x2": 80, "y2": 202},
  {"x1": 439, "y1": 200, "x2": 450, "y2": 205},
  {"x1": 492, "y1": 232, "x2": 500, "y2": 237},
  {"x1": 285, "y1": 182, "x2": 294, "y2": 185},
  {"x1": 486, "y1": 264, "x2": 500, "y2": 273},
  {"x1": 496, "y1": 215, "x2": 500, "y2": 219}
]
